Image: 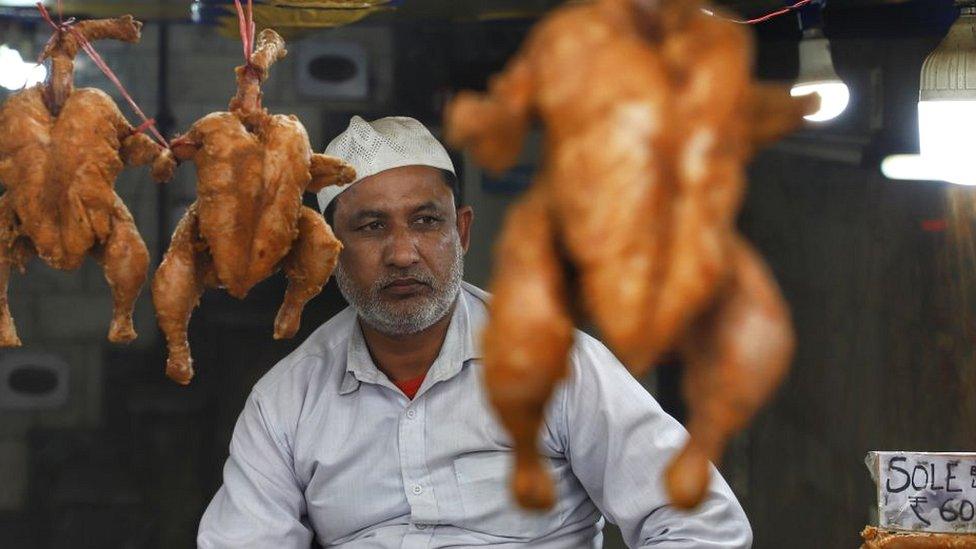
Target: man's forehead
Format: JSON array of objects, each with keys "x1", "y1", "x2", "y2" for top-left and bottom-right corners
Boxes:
[
  {"x1": 337, "y1": 166, "x2": 454, "y2": 214},
  {"x1": 348, "y1": 202, "x2": 444, "y2": 222}
]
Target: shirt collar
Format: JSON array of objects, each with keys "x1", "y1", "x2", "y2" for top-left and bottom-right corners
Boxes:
[{"x1": 339, "y1": 286, "x2": 483, "y2": 396}]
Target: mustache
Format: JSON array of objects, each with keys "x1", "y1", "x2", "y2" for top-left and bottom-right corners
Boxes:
[{"x1": 373, "y1": 269, "x2": 437, "y2": 290}]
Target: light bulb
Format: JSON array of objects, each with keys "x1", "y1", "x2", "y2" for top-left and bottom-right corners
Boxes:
[
  {"x1": 881, "y1": 154, "x2": 976, "y2": 186},
  {"x1": 0, "y1": 46, "x2": 26, "y2": 90},
  {"x1": 0, "y1": 45, "x2": 47, "y2": 91},
  {"x1": 791, "y1": 81, "x2": 850, "y2": 122},
  {"x1": 919, "y1": 100, "x2": 976, "y2": 160},
  {"x1": 881, "y1": 100, "x2": 976, "y2": 186},
  {"x1": 793, "y1": 29, "x2": 849, "y2": 123},
  {"x1": 881, "y1": 155, "x2": 929, "y2": 182},
  {"x1": 22, "y1": 63, "x2": 46, "y2": 90},
  {"x1": 882, "y1": 5, "x2": 976, "y2": 186}
]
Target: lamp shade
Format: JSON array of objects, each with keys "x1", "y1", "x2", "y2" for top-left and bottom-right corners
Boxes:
[
  {"x1": 916, "y1": 5, "x2": 976, "y2": 185},
  {"x1": 919, "y1": 6, "x2": 976, "y2": 103}
]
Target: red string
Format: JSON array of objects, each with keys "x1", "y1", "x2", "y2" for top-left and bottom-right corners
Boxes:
[
  {"x1": 703, "y1": 0, "x2": 816, "y2": 25},
  {"x1": 233, "y1": 0, "x2": 255, "y2": 61},
  {"x1": 35, "y1": 2, "x2": 169, "y2": 148},
  {"x1": 249, "y1": 0, "x2": 256, "y2": 55},
  {"x1": 133, "y1": 117, "x2": 157, "y2": 136},
  {"x1": 233, "y1": 0, "x2": 249, "y2": 59},
  {"x1": 71, "y1": 29, "x2": 169, "y2": 146},
  {"x1": 35, "y1": 3, "x2": 69, "y2": 63}
]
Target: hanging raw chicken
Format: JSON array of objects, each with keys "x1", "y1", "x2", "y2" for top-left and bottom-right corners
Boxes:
[
  {"x1": 153, "y1": 26, "x2": 355, "y2": 385},
  {"x1": 446, "y1": 0, "x2": 817, "y2": 510},
  {"x1": 0, "y1": 14, "x2": 175, "y2": 347}
]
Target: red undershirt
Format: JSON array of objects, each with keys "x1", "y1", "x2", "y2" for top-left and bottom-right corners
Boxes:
[{"x1": 393, "y1": 373, "x2": 427, "y2": 400}]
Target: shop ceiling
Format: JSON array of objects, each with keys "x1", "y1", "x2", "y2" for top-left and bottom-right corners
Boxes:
[{"x1": 0, "y1": 0, "x2": 936, "y2": 24}]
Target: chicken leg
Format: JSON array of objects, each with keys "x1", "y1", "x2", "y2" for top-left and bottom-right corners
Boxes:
[
  {"x1": 230, "y1": 29, "x2": 287, "y2": 126},
  {"x1": 153, "y1": 205, "x2": 209, "y2": 385},
  {"x1": 666, "y1": 237, "x2": 794, "y2": 509},
  {"x1": 91, "y1": 198, "x2": 150, "y2": 343},
  {"x1": 42, "y1": 16, "x2": 142, "y2": 115},
  {"x1": 0, "y1": 198, "x2": 31, "y2": 347},
  {"x1": 0, "y1": 260, "x2": 19, "y2": 348},
  {"x1": 483, "y1": 189, "x2": 575, "y2": 510},
  {"x1": 273, "y1": 206, "x2": 342, "y2": 340}
]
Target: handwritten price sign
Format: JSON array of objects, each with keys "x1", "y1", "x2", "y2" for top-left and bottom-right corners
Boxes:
[{"x1": 867, "y1": 452, "x2": 976, "y2": 534}]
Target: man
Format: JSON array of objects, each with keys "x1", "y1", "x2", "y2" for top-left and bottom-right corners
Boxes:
[{"x1": 197, "y1": 116, "x2": 752, "y2": 548}]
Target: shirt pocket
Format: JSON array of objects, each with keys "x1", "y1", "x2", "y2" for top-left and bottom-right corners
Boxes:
[{"x1": 453, "y1": 452, "x2": 557, "y2": 538}]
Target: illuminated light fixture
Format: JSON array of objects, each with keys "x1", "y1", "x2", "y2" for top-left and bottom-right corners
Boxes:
[
  {"x1": 791, "y1": 28, "x2": 850, "y2": 122},
  {"x1": 881, "y1": 154, "x2": 976, "y2": 186},
  {"x1": 0, "y1": 45, "x2": 47, "y2": 91},
  {"x1": 883, "y1": 1, "x2": 976, "y2": 186},
  {"x1": 788, "y1": 0, "x2": 849, "y2": 123}
]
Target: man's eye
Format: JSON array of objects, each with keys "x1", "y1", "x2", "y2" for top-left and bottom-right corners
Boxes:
[
  {"x1": 358, "y1": 221, "x2": 384, "y2": 231},
  {"x1": 415, "y1": 216, "x2": 442, "y2": 226}
]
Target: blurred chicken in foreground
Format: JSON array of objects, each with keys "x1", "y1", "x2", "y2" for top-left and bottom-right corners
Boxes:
[{"x1": 446, "y1": 0, "x2": 817, "y2": 510}]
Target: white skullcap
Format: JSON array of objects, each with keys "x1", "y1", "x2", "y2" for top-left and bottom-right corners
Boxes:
[{"x1": 317, "y1": 115, "x2": 456, "y2": 213}]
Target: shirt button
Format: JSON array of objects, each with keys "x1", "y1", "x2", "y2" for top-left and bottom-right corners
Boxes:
[
  {"x1": 412, "y1": 484, "x2": 423, "y2": 495},
  {"x1": 406, "y1": 409, "x2": 417, "y2": 420}
]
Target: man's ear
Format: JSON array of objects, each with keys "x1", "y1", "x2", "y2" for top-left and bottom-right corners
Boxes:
[{"x1": 456, "y1": 206, "x2": 474, "y2": 254}]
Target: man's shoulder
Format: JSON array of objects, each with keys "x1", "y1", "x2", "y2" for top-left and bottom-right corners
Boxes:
[
  {"x1": 460, "y1": 281, "x2": 609, "y2": 359},
  {"x1": 461, "y1": 281, "x2": 619, "y2": 373},
  {"x1": 252, "y1": 307, "x2": 356, "y2": 398},
  {"x1": 460, "y1": 281, "x2": 491, "y2": 307},
  {"x1": 559, "y1": 330, "x2": 673, "y2": 425},
  {"x1": 571, "y1": 329, "x2": 613, "y2": 357}
]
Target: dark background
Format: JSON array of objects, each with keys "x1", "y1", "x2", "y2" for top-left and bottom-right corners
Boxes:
[{"x1": 0, "y1": 0, "x2": 972, "y2": 547}]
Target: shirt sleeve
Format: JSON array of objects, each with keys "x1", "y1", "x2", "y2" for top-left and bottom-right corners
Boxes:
[
  {"x1": 558, "y1": 336, "x2": 753, "y2": 549},
  {"x1": 197, "y1": 390, "x2": 313, "y2": 549}
]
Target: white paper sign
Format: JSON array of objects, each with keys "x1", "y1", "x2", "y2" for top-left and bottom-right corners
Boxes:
[{"x1": 867, "y1": 451, "x2": 976, "y2": 534}]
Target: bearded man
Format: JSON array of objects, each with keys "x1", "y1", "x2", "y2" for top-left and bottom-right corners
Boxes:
[{"x1": 197, "y1": 116, "x2": 752, "y2": 548}]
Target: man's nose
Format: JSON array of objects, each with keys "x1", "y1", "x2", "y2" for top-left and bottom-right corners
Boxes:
[{"x1": 384, "y1": 227, "x2": 421, "y2": 268}]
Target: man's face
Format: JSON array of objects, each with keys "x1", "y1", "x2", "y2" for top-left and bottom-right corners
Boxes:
[{"x1": 331, "y1": 165, "x2": 474, "y2": 336}]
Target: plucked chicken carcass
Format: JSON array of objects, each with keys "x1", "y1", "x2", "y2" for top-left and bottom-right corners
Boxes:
[
  {"x1": 0, "y1": 15, "x2": 175, "y2": 346},
  {"x1": 154, "y1": 29, "x2": 355, "y2": 385},
  {"x1": 446, "y1": 0, "x2": 817, "y2": 510}
]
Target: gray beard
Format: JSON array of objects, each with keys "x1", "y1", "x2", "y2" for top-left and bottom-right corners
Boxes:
[{"x1": 334, "y1": 239, "x2": 464, "y2": 336}]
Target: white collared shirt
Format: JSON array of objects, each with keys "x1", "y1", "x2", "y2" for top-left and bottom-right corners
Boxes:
[{"x1": 197, "y1": 283, "x2": 752, "y2": 548}]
